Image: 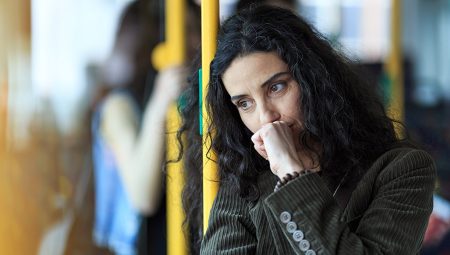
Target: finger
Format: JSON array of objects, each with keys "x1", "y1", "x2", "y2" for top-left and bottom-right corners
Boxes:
[
  {"x1": 259, "y1": 145, "x2": 268, "y2": 159},
  {"x1": 259, "y1": 123, "x2": 275, "y2": 139},
  {"x1": 273, "y1": 120, "x2": 285, "y2": 125},
  {"x1": 252, "y1": 131, "x2": 268, "y2": 159},
  {"x1": 273, "y1": 121, "x2": 290, "y2": 132},
  {"x1": 251, "y1": 130, "x2": 264, "y2": 146},
  {"x1": 253, "y1": 144, "x2": 268, "y2": 160}
]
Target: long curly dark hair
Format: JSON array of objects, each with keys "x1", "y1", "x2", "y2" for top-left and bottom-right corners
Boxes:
[{"x1": 178, "y1": 5, "x2": 407, "y2": 254}]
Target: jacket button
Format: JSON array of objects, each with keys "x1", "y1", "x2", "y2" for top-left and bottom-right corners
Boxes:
[
  {"x1": 286, "y1": 221, "x2": 297, "y2": 233},
  {"x1": 305, "y1": 249, "x2": 316, "y2": 255},
  {"x1": 299, "y1": 239, "x2": 310, "y2": 251},
  {"x1": 292, "y1": 230, "x2": 304, "y2": 241},
  {"x1": 280, "y1": 211, "x2": 291, "y2": 223}
]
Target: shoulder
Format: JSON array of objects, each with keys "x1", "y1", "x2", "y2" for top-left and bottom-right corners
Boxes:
[
  {"x1": 374, "y1": 147, "x2": 435, "y2": 172},
  {"x1": 217, "y1": 180, "x2": 245, "y2": 201},
  {"x1": 214, "y1": 180, "x2": 252, "y2": 212},
  {"x1": 345, "y1": 147, "x2": 436, "y2": 223},
  {"x1": 100, "y1": 92, "x2": 140, "y2": 135},
  {"x1": 370, "y1": 147, "x2": 436, "y2": 185},
  {"x1": 101, "y1": 92, "x2": 139, "y2": 120},
  {"x1": 102, "y1": 92, "x2": 137, "y2": 114}
]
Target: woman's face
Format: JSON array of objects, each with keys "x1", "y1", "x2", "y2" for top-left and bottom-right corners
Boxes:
[{"x1": 222, "y1": 51, "x2": 303, "y2": 145}]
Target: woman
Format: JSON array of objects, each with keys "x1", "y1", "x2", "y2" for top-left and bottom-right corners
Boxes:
[
  {"x1": 181, "y1": 5, "x2": 436, "y2": 255},
  {"x1": 91, "y1": 1, "x2": 185, "y2": 254},
  {"x1": 180, "y1": 4, "x2": 298, "y2": 255}
]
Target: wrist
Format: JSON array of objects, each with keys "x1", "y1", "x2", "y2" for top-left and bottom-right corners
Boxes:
[
  {"x1": 275, "y1": 158, "x2": 303, "y2": 179},
  {"x1": 274, "y1": 169, "x2": 312, "y2": 192}
]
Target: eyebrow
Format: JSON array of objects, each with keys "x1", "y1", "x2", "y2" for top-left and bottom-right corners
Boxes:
[{"x1": 230, "y1": 71, "x2": 291, "y2": 102}]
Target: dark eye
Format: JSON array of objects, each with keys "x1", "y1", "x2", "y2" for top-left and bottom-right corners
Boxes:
[
  {"x1": 270, "y1": 82, "x2": 286, "y2": 93},
  {"x1": 237, "y1": 99, "x2": 253, "y2": 111}
]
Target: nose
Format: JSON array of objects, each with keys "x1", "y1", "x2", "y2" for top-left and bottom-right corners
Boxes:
[{"x1": 259, "y1": 102, "x2": 281, "y2": 125}]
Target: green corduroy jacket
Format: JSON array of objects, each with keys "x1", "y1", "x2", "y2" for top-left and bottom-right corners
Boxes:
[{"x1": 201, "y1": 148, "x2": 436, "y2": 255}]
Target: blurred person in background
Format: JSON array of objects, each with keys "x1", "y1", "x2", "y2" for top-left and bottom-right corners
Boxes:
[{"x1": 91, "y1": 0, "x2": 187, "y2": 254}]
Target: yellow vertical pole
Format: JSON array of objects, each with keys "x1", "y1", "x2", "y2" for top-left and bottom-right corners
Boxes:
[
  {"x1": 201, "y1": 0, "x2": 219, "y2": 234},
  {"x1": 0, "y1": 51, "x2": 7, "y2": 153},
  {"x1": 386, "y1": 0, "x2": 404, "y2": 134},
  {"x1": 166, "y1": 101, "x2": 187, "y2": 255},
  {"x1": 151, "y1": 0, "x2": 187, "y2": 254}
]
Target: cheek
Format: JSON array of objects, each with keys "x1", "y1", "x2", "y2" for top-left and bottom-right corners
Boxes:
[
  {"x1": 288, "y1": 90, "x2": 302, "y2": 121},
  {"x1": 281, "y1": 99, "x2": 303, "y2": 127},
  {"x1": 239, "y1": 114, "x2": 258, "y2": 133},
  {"x1": 292, "y1": 108, "x2": 302, "y2": 122},
  {"x1": 291, "y1": 108, "x2": 304, "y2": 128}
]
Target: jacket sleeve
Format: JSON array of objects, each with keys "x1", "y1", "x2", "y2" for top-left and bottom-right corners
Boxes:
[
  {"x1": 264, "y1": 149, "x2": 436, "y2": 255},
  {"x1": 200, "y1": 182, "x2": 257, "y2": 255}
]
